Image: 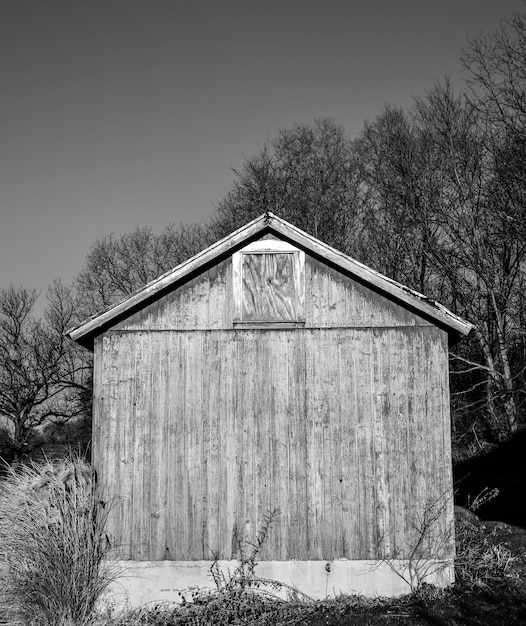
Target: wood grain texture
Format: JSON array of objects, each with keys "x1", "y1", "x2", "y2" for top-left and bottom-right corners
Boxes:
[
  {"x1": 112, "y1": 253, "x2": 432, "y2": 332},
  {"x1": 91, "y1": 240, "x2": 455, "y2": 565},
  {"x1": 95, "y1": 326, "x2": 453, "y2": 563},
  {"x1": 113, "y1": 259, "x2": 232, "y2": 331},
  {"x1": 241, "y1": 253, "x2": 298, "y2": 321}
]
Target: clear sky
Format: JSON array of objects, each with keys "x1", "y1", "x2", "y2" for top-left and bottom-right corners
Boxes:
[{"x1": 0, "y1": 0, "x2": 522, "y2": 305}]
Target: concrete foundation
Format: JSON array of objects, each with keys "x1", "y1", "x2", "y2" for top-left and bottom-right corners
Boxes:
[{"x1": 102, "y1": 559, "x2": 454, "y2": 610}]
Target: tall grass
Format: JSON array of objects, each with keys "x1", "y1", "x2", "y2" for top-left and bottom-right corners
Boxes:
[{"x1": 0, "y1": 457, "x2": 117, "y2": 626}]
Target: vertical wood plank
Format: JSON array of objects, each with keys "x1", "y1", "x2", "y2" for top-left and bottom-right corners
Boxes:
[
  {"x1": 117, "y1": 334, "x2": 134, "y2": 559},
  {"x1": 97, "y1": 321, "x2": 454, "y2": 565}
]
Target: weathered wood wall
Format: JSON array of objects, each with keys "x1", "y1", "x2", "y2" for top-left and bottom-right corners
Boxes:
[
  {"x1": 94, "y1": 248, "x2": 454, "y2": 562},
  {"x1": 112, "y1": 254, "x2": 433, "y2": 332}
]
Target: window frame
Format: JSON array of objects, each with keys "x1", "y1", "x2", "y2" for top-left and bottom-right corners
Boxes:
[{"x1": 232, "y1": 240, "x2": 305, "y2": 327}]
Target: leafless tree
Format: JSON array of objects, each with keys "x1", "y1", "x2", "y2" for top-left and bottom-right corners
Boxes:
[
  {"x1": 354, "y1": 104, "x2": 445, "y2": 294},
  {"x1": 356, "y1": 77, "x2": 526, "y2": 437},
  {"x1": 0, "y1": 282, "x2": 90, "y2": 461},
  {"x1": 213, "y1": 118, "x2": 366, "y2": 257},
  {"x1": 76, "y1": 222, "x2": 212, "y2": 314}
]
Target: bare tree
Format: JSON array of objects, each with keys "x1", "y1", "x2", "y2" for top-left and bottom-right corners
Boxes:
[
  {"x1": 457, "y1": 11, "x2": 526, "y2": 434},
  {"x1": 213, "y1": 118, "x2": 366, "y2": 257},
  {"x1": 0, "y1": 283, "x2": 90, "y2": 461},
  {"x1": 354, "y1": 105, "x2": 445, "y2": 294},
  {"x1": 463, "y1": 11, "x2": 526, "y2": 137},
  {"x1": 76, "y1": 223, "x2": 211, "y2": 314},
  {"x1": 356, "y1": 79, "x2": 526, "y2": 438}
]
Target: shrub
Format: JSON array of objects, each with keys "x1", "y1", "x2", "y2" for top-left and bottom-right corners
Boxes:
[{"x1": 0, "y1": 457, "x2": 117, "y2": 626}]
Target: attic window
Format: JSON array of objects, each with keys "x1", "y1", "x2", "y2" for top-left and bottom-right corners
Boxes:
[{"x1": 233, "y1": 241, "x2": 305, "y2": 325}]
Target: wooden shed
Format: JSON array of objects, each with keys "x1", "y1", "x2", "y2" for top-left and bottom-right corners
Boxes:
[{"x1": 68, "y1": 213, "x2": 473, "y2": 603}]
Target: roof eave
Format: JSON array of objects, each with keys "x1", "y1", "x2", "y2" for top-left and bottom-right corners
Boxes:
[{"x1": 66, "y1": 213, "x2": 273, "y2": 347}]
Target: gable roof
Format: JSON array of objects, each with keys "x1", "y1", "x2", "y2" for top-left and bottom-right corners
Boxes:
[{"x1": 67, "y1": 212, "x2": 474, "y2": 349}]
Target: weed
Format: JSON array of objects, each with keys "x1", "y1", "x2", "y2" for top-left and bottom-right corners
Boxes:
[
  {"x1": 376, "y1": 492, "x2": 454, "y2": 592},
  {"x1": 467, "y1": 486, "x2": 499, "y2": 512},
  {"x1": 166, "y1": 508, "x2": 313, "y2": 625}
]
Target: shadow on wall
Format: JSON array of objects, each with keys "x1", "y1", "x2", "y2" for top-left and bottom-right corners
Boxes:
[{"x1": 454, "y1": 428, "x2": 526, "y2": 528}]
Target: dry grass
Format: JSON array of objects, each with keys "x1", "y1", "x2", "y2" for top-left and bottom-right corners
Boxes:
[
  {"x1": 455, "y1": 508, "x2": 521, "y2": 590},
  {"x1": 0, "y1": 457, "x2": 117, "y2": 626}
]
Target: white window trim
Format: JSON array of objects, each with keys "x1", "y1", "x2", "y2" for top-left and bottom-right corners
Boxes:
[{"x1": 232, "y1": 240, "x2": 305, "y2": 325}]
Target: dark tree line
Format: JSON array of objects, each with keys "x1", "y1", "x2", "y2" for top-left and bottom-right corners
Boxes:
[{"x1": 2, "y1": 9, "x2": 526, "y2": 462}]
